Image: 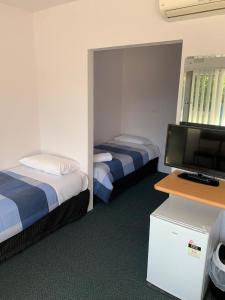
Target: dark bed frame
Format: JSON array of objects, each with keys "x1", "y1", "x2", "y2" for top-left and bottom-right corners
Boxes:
[
  {"x1": 0, "y1": 189, "x2": 89, "y2": 264},
  {"x1": 95, "y1": 157, "x2": 158, "y2": 202}
]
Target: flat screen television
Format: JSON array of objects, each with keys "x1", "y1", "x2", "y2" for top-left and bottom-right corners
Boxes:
[{"x1": 165, "y1": 124, "x2": 225, "y2": 186}]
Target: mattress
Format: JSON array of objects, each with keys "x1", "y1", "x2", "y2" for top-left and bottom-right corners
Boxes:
[
  {"x1": 0, "y1": 166, "x2": 88, "y2": 243},
  {"x1": 94, "y1": 141, "x2": 160, "y2": 202},
  {"x1": 10, "y1": 165, "x2": 88, "y2": 205}
]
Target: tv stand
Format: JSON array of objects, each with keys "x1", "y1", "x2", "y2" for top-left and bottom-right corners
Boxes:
[
  {"x1": 178, "y1": 172, "x2": 219, "y2": 187},
  {"x1": 154, "y1": 171, "x2": 225, "y2": 209}
]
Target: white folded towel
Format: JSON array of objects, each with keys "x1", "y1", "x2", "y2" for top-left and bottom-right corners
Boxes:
[{"x1": 94, "y1": 153, "x2": 113, "y2": 163}]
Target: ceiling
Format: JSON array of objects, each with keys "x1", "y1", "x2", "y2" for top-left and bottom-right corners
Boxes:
[{"x1": 0, "y1": 0, "x2": 77, "y2": 12}]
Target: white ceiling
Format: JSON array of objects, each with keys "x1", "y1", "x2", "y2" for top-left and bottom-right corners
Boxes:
[{"x1": 0, "y1": 0, "x2": 77, "y2": 12}]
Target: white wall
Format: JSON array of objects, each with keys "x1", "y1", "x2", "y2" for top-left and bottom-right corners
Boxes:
[
  {"x1": 94, "y1": 49, "x2": 123, "y2": 144},
  {"x1": 34, "y1": 0, "x2": 92, "y2": 171},
  {"x1": 0, "y1": 4, "x2": 39, "y2": 170},
  {"x1": 34, "y1": 0, "x2": 225, "y2": 178},
  {"x1": 121, "y1": 43, "x2": 182, "y2": 173}
]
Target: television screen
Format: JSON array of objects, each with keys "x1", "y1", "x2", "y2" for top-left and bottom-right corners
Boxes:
[{"x1": 165, "y1": 124, "x2": 225, "y2": 179}]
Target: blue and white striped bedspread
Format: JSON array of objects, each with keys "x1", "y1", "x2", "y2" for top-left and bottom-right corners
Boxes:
[
  {"x1": 0, "y1": 170, "x2": 58, "y2": 243},
  {"x1": 93, "y1": 142, "x2": 160, "y2": 203}
]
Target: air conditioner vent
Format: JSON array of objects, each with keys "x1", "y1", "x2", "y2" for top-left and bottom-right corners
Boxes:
[{"x1": 160, "y1": 0, "x2": 225, "y2": 20}]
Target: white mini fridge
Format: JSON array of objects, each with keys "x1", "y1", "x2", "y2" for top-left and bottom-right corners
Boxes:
[{"x1": 147, "y1": 195, "x2": 222, "y2": 300}]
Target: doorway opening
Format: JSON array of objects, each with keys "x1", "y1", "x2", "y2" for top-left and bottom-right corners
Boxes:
[{"x1": 88, "y1": 40, "x2": 183, "y2": 208}]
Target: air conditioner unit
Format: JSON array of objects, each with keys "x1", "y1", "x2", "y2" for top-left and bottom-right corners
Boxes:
[{"x1": 159, "y1": 0, "x2": 225, "y2": 20}]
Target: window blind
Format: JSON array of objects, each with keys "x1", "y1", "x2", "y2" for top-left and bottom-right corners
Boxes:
[{"x1": 186, "y1": 68, "x2": 225, "y2": 126}]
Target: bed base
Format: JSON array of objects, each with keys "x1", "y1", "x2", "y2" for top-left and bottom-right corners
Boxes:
[{"x1": 0, "y1": 189, "x2": 89, "y2": 264}]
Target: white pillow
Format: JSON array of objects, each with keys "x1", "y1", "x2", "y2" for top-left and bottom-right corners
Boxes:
[
  {"x1": 94, "y1": 153, "x2": 112, "y2": 163},
  {"x1": 113, "y1": 134, "x2": 152, "y2": 145},
  {"x1": 19, "y1": 154, "x2": 80, "y2": 175}
]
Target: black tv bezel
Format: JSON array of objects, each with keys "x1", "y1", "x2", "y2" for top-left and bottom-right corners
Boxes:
[{"x1": 164, "y1": 123, "x2": 225, "y2": 180}]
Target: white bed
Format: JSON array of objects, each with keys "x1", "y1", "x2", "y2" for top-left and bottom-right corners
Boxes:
[
  {"x1": 0, "y1": 162, "x2": 89, "y2": 259},
  {"x1": 9, "y1": 165, "x2": 88, "y2": 205}
]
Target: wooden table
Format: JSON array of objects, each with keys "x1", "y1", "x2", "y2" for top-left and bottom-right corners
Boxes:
[{"x1": 155, "y1": 170, "x2": 225, "y2": 209}]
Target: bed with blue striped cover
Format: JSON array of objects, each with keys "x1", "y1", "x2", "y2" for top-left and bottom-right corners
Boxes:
[
  {"x1": 0, "y1": 170, "x2": 59, "y2": 243},
  {"x1": 94, "y1": 141, "x2": 160, "y2": 203}
]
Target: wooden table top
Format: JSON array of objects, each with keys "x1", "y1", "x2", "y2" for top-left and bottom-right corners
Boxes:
[{"x1": 155, "y1": 171, "x2": 225, "y2": 209}]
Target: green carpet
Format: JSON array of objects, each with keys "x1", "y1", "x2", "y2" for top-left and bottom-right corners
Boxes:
[{"x1": 0, "y1": 173, "x2": 215, "y2": 300}]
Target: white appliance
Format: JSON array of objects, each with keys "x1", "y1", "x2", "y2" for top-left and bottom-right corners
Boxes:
[
  {"x1": 159, "y1": 0, "x2": 225, "y2": 20},
  {"x1": 147, "y1": 195, "x2": 222, "y2": 300}
]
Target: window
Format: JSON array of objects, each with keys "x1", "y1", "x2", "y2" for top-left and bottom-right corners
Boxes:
[{"x1": 181, "y1": 56, "x2": 225, "y2": 126}]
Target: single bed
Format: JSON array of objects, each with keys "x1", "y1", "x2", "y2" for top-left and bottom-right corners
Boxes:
[
  {"x1": 94, "y1": 141, "x2": 160, "y2": 203},
  {"x1": 0, "y1": 165, "x2": 89, "y2": 263}
]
